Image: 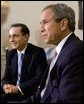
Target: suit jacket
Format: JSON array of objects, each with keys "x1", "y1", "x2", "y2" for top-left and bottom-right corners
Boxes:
[
  {"x1": 40, "y1": 33, "x2": 83, "y2": 103},
  {"x1": 1, "y1": 43, "x2": 47, "y2": 97}
]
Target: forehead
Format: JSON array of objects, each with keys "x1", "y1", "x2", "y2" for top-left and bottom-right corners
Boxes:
[
  {"x1": 9, "y1": 27, "x2": 22, "y2": 34},
  {"x1": 40, "y1": 8, "x2": 54, "y2": 20}
]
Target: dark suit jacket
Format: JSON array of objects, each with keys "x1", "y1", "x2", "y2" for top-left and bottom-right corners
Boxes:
[
  {"x1": 1, "y1": 43, "x2": 47, "y2": 98},
  {"x1": 40, "y1": 33, "x2": 83, "y2": 103}
]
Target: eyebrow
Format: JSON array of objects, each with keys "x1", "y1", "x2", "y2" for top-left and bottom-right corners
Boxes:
[{"x1": 8, "y1": 34, "x2": 20, "y2": 37}]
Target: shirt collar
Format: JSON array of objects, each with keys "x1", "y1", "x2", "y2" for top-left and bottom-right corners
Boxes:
[{"x1": 56, "y1": 32, "x2": 72, "y2": 55}]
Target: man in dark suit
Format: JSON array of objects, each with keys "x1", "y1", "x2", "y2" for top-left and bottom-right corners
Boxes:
[
  {"x1": 31, "y1": 3, "x2": 83, "y2": 103},
  {"x1": 1, "y1": 23, "x2": 47, "y2": 103}
]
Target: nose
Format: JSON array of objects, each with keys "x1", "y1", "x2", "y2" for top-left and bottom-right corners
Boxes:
[
  {"x1": 40, "y1": 24, "x2": 45, "y2": 33},
  {"x1": 41, "y1": 29, "x2": 44, "y2": 33}
]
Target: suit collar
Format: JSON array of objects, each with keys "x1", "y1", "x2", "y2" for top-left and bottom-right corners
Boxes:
[
  {"x1": 56, "y1": 32, "x2": 72, "y2": 55},
  {"x1": 54, "y1": 33, "x2": 76, "y2": 62},
  {"x1": 60, "y1": 33, "x2": 77, "y2": 49},
  {"x1": 24, "y1": 43, "x2": 33, "y2": 56},
  {"x1": 53, "y1": 33, "x2": 76, "y2": 68}
]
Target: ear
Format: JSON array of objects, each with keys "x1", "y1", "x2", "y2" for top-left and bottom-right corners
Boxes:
[
  {"x1": 25, "y1": 34, "x2": 29, "y2": 41},
  {"x1": 60, "y1": 18, "x2": 68, "y2": 31}
]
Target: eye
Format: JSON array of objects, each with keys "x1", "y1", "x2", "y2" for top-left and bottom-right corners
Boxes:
[
  {"x1": 43, "y1": 20, "x2": 48, "y2": 24},
  {"x1": 40, "y1": 20, "x2": 48, "y2": 25}
]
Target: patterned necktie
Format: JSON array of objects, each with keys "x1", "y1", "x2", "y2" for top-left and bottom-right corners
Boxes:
[
  {"x1": 17, "y1": 53, "x2": 23, "y2": 85},
  {"x1": 41, "y1": 51, "x2": 57, "y2": 97}
]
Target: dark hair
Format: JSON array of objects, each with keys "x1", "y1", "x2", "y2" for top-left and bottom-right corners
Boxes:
[{"x1": 10, "y1": 23, "x2": 30, "y2": 36}]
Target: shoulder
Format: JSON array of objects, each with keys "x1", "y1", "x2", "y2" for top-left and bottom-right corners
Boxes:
[
  {"x1": 6, "y1": 49, "x2": 17, "y2": 58},
  {"x1": 63, "y1": 34, "x2": 83, "y2": 54},
  {"x1": 26, "y1": 43, "x2": 45, "y2": 54},
  {"x1": 58, "y1": 34, "x2": 83, "y2": 64}
]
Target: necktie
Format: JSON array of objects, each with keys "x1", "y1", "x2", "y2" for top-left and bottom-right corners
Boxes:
[
  {"x1": 17, "y1": 53, "x2": 23, "y2": 85},
  {"x1": 41, "y1": 52, "x2": 57, "y2": 97}
]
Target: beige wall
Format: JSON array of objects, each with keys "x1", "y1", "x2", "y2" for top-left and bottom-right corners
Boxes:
[{"x1": 1, "y1": 1, "x2": 83, "y2": 55}]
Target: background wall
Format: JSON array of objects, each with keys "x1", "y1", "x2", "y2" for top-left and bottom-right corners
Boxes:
[{"x1": 3, "y1": 1, "x2": 83, "y2": 50}]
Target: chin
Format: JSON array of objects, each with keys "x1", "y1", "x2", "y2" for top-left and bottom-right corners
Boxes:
[
  {"x1": 12, "y1": 46, "x2": 17, "y2": 49},
  {"x1": 44, "y1": 39, "x2": 48, "y2": 44}
]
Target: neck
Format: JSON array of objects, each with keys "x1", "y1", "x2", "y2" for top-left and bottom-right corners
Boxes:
[
  {"x1": 54, "y1": 30, "x2": 72, "y2": 46},
  {"x1": 17, "y1": 44, "x2": 27, "y2": 52}
]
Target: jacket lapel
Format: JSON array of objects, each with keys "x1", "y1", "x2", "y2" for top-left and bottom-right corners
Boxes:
[
  {"x1": 10, "y1": 52, "x2": 18, "y2": 84},
  {"x1": 40, "y1": 79, "x2": 53, "y2": 103},
  {"x1": 20, "y1": 44, "x2": 32, "y2": 81},
  {"x1": 40, "y1": 61, "x2": 56, "y2": 103}
]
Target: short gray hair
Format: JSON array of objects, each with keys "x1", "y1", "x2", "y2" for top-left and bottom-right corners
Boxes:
[{"x1": 42, "y1": 3, "x2": 75, "y2": 32}]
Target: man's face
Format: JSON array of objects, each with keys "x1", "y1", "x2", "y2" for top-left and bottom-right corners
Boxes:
[
  {"x1": 9, "y1": 27, "x2": 28, "y2": 51},
  {"x1": 40, "y1": 8, "x2": 62, "y2": 45}
]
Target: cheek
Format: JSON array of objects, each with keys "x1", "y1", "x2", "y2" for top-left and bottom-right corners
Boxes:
[
  {"x1": 15, "y1": 38, "x2": 23, "y2": 45},
  {"x1": 46, "y1": 23, "x2": 56, "y2": 33},
  {"x1": 49, "y1": 29, "x2": 59, "y2": 43},
  {"x1": 45, "y1": 24, "x2": 51, "y2": 31},
  {"x1": 20, "y1": 38, "x2": 26, "y2": 44},
  {"x1": 48, "y1": 27, "x2": 56, "y2": 37},
  {"x1": 16, "y1": 39, "x2": 21, "y2": 43}
]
